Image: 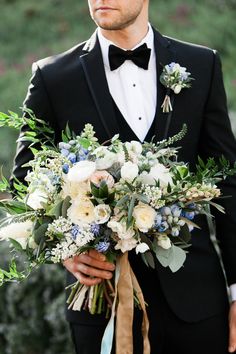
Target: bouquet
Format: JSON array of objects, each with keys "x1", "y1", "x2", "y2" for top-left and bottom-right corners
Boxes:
[{"x1": 0, "y1": 110, "x2": 235, "y2": 354}]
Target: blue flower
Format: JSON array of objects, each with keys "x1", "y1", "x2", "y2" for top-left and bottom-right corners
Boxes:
[
  {"x1": 154, "y1": 214, "x2": 162, "y2": 228},
  {"x1": 71, "y1": 225, "x2": 80, "y2": 240},
  {"x1": 59, "y1": 142, "x2": 71, "y2": 150},
  {"x1": 161, "y1": 207, "x2": 171, "y2": 216},
  {"x1": 68, "y1": 153, "x2": 77, "y2": 164},
  {"x1": 60, "y1": 148, "x2": 70, "y2": 157},
  {"x1": 90, "y1": 224, "x2": 100, "y2": 236},
  {"x1": 62, "y1": 163, "x2": 69, "y2": 174},
  {"x1": 170, "y1": 205, "x2": 182, "y2": 217},
  {"x1": 182, "y1": 211, "x2": 195, "y2": 220},
  {"x1": 158, "y1": 221, "x2": 168, "y2": 232},
  {"x1": 95, "y1": 241, "x2": 110, "y2": 253}
]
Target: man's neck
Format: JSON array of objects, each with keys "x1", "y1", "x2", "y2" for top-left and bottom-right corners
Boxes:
[{"x1": 100, "y1": 22, "x2": 149, "y2": 50}]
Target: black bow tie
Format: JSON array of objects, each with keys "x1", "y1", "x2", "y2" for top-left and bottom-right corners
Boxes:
[{"x1": 108, "y1": 43, "x2": 151, "y2": 71}]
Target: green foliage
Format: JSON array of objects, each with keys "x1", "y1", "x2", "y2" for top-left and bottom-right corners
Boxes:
[
  {"x1": 0, "y1": 1, "x2": 235, "y2": 352},
  {"x1": 0, "y1": 243, "x2": 74, "y2": 354}
]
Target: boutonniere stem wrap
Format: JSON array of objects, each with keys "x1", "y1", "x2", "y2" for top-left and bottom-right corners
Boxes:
[{"x1": 160, "y1": 62, "x2": 194, "y2": 113}]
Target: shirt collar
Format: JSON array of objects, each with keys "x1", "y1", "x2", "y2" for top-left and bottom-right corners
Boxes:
[{"x1": 97, "y1": 23, "x2": 154, "y2": 70}]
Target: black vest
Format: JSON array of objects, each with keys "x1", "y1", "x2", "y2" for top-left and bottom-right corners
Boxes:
[{"x1": 112, "y1": 98, "x2": 157, "y2": 143}]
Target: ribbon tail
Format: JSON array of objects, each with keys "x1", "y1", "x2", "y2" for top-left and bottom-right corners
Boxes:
[
  {"x1": 116, "y1": 252, "x2": 134, "y2": 354},
  {"x1": 130, "y1": 268, "x2": 151, "y2": 354},
  {"x1": 100, "y1": 260, "x2": 120, "y2": 354}
]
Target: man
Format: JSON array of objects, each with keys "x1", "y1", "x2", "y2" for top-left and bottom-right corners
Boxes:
[{"x1": 13, "y1": 0, "x2": 236, "y2": 353}]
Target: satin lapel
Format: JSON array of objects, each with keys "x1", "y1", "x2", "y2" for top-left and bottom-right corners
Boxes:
[
  {"x1": 153, "y1": 29, "x2": 176, "y2": 141},
  {"x1": 79, "y1": 32, "x2": 119, "y2": 139}
]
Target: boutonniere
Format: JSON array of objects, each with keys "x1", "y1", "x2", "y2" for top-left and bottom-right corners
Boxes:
[{"x1": 160, "y1": 62, "x2": 194, "y2": 113}]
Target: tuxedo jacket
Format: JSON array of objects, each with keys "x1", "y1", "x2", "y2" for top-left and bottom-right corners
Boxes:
[{"x1": 13, "y1": 28, "x2": 236, "y2": 324}]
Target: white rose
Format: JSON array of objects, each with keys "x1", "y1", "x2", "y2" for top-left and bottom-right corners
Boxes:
[
  {"x1": 94, "y1": 204, "x2": 111, "y2": 224},
  {"x1": 149, "y1": 163, "x2": 173, "y2": 187},
  {"x1": 121, "y1": 161, "x2": 139, "y2": 182},
  {"x1": 172, "y1": 84, "x2": 182, "y2": 94},
  {"x1": 115, "y1": 238, "x2": 138, "y2": 253},
  {"x1": 133, "y1": 202, "x2": 156, "y2": 233},
  {"x1": 0, "y1": 220, "x2": 34, "y2": 249},
  {"x1": 27, "y1": 189, "x2": 49, "y2": 210},
  {"x1": 62, "y1": 175, "x2": 90, "y2": 200},
  {"x1": 108, "y1": 219, "x2": 135, "y2": 239},
  {"x1": 67, "y1": 199, "x2": 95, "y2": 226},
  {"x1": 107, "y1": 220, "x2": 124, "y2": 235},
  {"x1": 67, "y1": 161, "x2": 96, "y2": 183},
  {"x1": 157, "y1": 235, "x2": 172, "y2": 250},
  {"x1": 94, "y1": 147, "x2": 117, "y2": 170},
  {"x1": 135, "y1": 242, "x2": 150, "y2": 254}
]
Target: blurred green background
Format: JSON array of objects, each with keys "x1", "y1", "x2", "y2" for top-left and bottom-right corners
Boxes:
[{"x1": 0, "y1": 0, "x2": 235, "y2": 353}]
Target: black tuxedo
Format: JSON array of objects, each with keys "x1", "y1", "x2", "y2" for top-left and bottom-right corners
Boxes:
[{"x1": 13, "y1": 28, "x2": 236, "y2": 353}]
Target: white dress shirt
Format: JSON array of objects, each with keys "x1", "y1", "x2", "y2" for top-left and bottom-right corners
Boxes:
[
  {"x1": 97, "y1": 24, "x2": 157, "y2": 142},
  {"x1": 97, "y1": 26, "x2": 236, "y2": 302}
]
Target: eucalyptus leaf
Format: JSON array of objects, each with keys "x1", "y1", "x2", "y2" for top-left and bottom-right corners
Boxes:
[
  {"x1": 154, "y1": 245, "x2": 174, "y2": 268},
  {"x1": 169, "y1": 245, "x2": 186, "y2": 272}
]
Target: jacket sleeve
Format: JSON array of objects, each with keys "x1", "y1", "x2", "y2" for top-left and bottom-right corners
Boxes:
[
  {"x1": 198, "y1": 51, "x2": 236, "y2": 286},
  {"x1": 12, "y1": 62, "x2": 57, "y2": 183}
]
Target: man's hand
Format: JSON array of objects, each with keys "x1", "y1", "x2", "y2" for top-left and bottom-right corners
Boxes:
[
  {"x1": 63, "y1": 249, "x2": 115, "y2": 286},
  {"x1": 229, "y1": 301, "x2": 236, "y2": 352}
]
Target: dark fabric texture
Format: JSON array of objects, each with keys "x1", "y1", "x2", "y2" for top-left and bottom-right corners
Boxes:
[
  {"x1": 70, "y1": 276, "x2": 229, "y2": 354},
  {"x1": 12, "y1": 27, "x2": 236, "y2": 328}
]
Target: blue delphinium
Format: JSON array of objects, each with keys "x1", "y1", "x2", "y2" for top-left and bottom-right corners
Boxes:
[
  {"x1": 62, "y1": 163, "x2": 69, "y2": 174},
  {"x1": 68, "y1": 152, "x2": 77, "y2": 164},
  {"x1": 71, "y1": 225, "x2": 80, "y2": 240},
  {"x1": 90, "y1": 224, "x2": 100, "y2": 236},
  {"x1": 95, "y1": 241, "x2": 110, "y2": 253}
]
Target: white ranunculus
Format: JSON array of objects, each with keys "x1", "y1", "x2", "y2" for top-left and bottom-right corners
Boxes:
[
  {"x1": 121, "y1": 161, "x2": 139, "y2": 182},
  {"x1": 67, "y1": 161, "x2": 96, "y2": 183},
  {"x1": 135, "y1": 242, "x2": 150, "y2": 254},
  {"x1": 61, "y1": 175, "x2": 90, "y2": 200},
  {"x1": 114, "y1": 238, "x2": 138, "y2": 253},
  {"x1": 107, "y1": 219, "x2": 135, "y2": 240},
  {"x1": 107, "y1": 220, "x2": 124, "y2": 235},
  {"x1": 93, "y1": 147, "x2": 117, "y2": 170},
  {"x1": 133, "y1": 202, "x2": 156, "y2": 233},
  {"x1": 0, "y1": 220, "x2": 34, "y2": 249},
  {"x1": 148, "y1": 163, "x2": 173, "y2": 187},
  {"x1": 125, "y1": 141, "x2": 142, "y2": 155},
  {"x1": 67, "y1": 199, "x2": 95, "y2": 226},
  {"x1": 27, "y1": 189, "x2": 49, "y2": 210},
  {"x1": 157, "y1": 235, "x2": 172, "y2": 250},
  {"x1": 94, "y1": 204, "x2": 111, "y2": 224}
]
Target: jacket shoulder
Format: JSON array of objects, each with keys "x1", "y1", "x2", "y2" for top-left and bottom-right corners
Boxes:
[
  {"x1": 165, "y1": 35, "x2": 217, "y2": 59},
  {"x1": 33, "y1": 40, "x2": 87, "y2": 74}
]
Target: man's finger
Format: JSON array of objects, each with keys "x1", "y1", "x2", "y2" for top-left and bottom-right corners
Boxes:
[
  {"x1": 78, "y1": 253, "x2": 115, "y2": 271},
  {"x1": 88, "y1": 249, "x2": 106, "y2": 261},
  {"x1": 77, "y1": 262, "x2": 113, "y2": 280},
  {"x1": 75, "y1": 271, "x2": 102, "y2": 286}
]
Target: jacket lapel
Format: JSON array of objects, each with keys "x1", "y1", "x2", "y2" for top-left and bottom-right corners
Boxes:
[
  {"x1": 79, "y1": 31, "x2": 120, "y2": 139},
  {"x1": 153, "y1": 29, "x2": 176, "y2": 141}
]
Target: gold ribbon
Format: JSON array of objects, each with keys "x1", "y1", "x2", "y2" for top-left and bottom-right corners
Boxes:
[{"x1": 115, "y1": 252, "x2": 151, "y2": 354}]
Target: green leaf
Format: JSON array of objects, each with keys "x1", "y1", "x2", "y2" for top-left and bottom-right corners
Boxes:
[
  {"x1": 178, "y1": 223, "x2": 191, "y2": 244},
  {"x1": 169, "y1": 245, "x2": 186, "y2": 272},
  {"x1": 141, "y1": 251, "x2": 155, "y2": 269},
  {"x1": 46, "y1": 199, "x2": 63, "y2": 218},
  {"x1": 9, "y1": 238, "x2": 23, "y2": 251},
  {"x1": 33, "y1": 223, "x2": 49, "y2": 245},
  {"x1": 61, "y1": 196, "x2": 71, "y2": 218},
  {"x1": 127, "y1": 195, "x2": 136, "y2": 224},
  {"x1": 154, "y1": 245, "x2": 174, "y2": 268}
]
